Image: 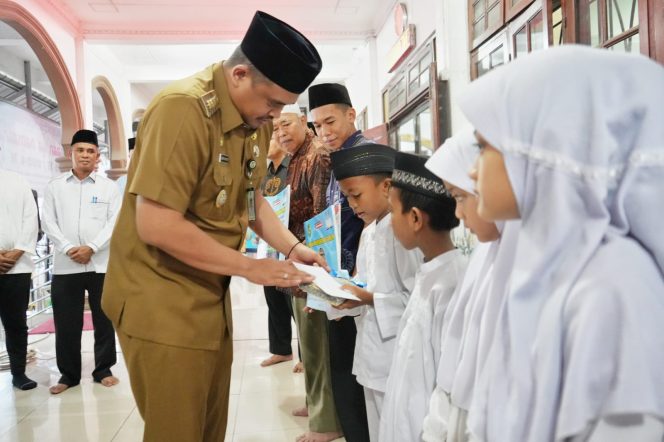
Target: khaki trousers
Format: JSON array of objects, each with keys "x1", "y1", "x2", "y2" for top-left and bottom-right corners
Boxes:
[
  {"x1": 118, "y1": 328, "x2": 233, "y2": 442},
  {"x1": 292, "y1": 296, "x2": 341, "y2": 433}
]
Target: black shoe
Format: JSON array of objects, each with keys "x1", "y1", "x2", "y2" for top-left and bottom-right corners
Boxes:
[{"x1": 12, "y1": 374, "x2": 37, "y2": 391}]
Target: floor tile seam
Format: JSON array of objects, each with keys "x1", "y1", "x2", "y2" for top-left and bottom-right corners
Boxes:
[{"x1": 109, "y1": 405, "x2": 136, "y2": 442}]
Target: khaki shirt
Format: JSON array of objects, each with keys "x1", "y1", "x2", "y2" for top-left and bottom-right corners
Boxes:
[{"x1": 102, "y1": 62, "x2": 269, "y2": 351}]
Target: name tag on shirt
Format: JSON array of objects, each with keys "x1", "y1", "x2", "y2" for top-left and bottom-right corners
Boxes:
[{"x1": 90, "y1": 196, "x2": 109, "y2": 204}]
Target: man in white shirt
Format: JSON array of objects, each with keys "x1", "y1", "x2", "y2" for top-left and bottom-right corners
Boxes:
[
  {"x1": 0, "y1": 169, "x2": 39, "y2": 390},
  {"x1": 42, "y1": 129, "x2": 121, "y2": 394}
]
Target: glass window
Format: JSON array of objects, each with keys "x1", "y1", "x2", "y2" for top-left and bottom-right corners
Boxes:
[
  {"x1": 419, "y1": 66, "x2": 430, "y2": 90},
  {"x1": 552, "y1": 3, "x2": 564, "y2": 46},
  {"x1": 589, "y1": 0, "x2": 601, "y2": 46},
  {"x1": 471, "y1": 0, "x2": 504, "y2": 44},
  {"x1": 398, "y1": 118, "x2": 416, "y2": 153},
  {"x1": 529, "y1": 12, "x2": 544, "y2": 52},
  {"x1": 607, "y1": 0, "x2": 639, "y2": 39},
  {"x1": 473, "y1": 21, "x2": 485, "y2": 39},
  {"x1": 418, "y1": 108, "x2": 433, "y2": 156},
  {"x1": 409, "y1": 64, "x2": 420, "y2": 87},
  {"x1": 514, "y1": 26, "x2": 528, "y2": 57},
  {"x1": 490, "y1": 45, "x2": 505, "y2": 69},
  {"x1": 476, "y1": 57, "x2": 490, "y2": 77},
  {"x1": 388, "y1": 76, "x2": 407, "y2": 116},
  {"x1": 474, "y1": 0, "x2": 486, "y2": 22},
  {"x1": 576, "y1": 0, "x2": 640, "y2": 50},
  {"x1": 488, "y1": 3, "x2": 502, "y2": 29}
]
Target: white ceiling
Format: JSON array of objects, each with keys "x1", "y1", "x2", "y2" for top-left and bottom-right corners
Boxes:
[
  {"x1": 2, "y1": 1, "x2": 397, "y2": 114},
  {"x1": 48, "y1": 0, "x2": 396, "y2": 41}
]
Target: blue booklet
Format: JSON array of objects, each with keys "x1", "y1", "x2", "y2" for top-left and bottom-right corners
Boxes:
[
  {"x1": 303, "y1": 203, "x2": 341, "y2": 274},
  {"x1": 244, "y1": 186, "x2": 291, "y2": 259},
  {"x1": 303, "y1": 204, "x2": 345, "y2": 312}
]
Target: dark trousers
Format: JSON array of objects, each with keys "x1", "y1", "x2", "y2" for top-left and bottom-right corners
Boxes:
[
  {"x1": 51, "y1": 272, "x2": 116, "y2": 385},
  {"x1": 264, "y1": 285, "x2": 294, "y2": 356},
  {"x1": 329, "y1": 316, "x2": 370, "y2": 442},
  {"x1": 0, "y1": 273, "x2": 31, "y2": 375}
]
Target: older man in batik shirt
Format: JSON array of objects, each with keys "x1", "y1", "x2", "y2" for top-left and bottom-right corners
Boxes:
[{"x1": 274, "y1": 104, "x2": 343, "y2": 442}]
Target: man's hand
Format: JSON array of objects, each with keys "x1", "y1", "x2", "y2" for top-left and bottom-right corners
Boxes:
[
  {"x1": 67, "y1": 246, "x2": 94, "y2": 264},
  {"x1": 288, "y1": 244, "x2": 330, "y2": 272},
  {"x1": 244, "y1": 259, "x2": 315, "y2": 288},
  {"x1": 0, "y1": 251, "x2": 17, "y2": 274}
]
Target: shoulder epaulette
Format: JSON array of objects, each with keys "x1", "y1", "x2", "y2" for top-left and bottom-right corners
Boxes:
[{"x1": 198, "y1": 90, "x2": 220, "y2": 118}]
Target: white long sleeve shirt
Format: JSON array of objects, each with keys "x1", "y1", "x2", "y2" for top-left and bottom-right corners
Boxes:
[
  {"x1": 380, "y1": 249, "x2": 468, "y2": 442},
  {"x1": 42, "y1": 171, "x2": 120, "y2": 275},
  {"x1": 0, "y1": 170, "x2": 38, "y2": 274},
  {"x1": 353, "y1": 214, "x2": 422, "y2": 392}
]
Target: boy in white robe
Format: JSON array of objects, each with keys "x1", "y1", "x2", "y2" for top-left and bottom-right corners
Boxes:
[
  {"x1": 379, "y1": 152, "x2": 467, "y2": 442},
  {"x1": 329, "y1": 144, "x2": 423, "y2": 441}
]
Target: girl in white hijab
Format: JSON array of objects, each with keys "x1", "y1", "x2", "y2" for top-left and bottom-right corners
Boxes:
[
  {"x1": 422, "y1": 130, "x2": 520, "y2": 441},
  {"x1": 460, "y1": 45, "x2": 664, "y2": 442}
]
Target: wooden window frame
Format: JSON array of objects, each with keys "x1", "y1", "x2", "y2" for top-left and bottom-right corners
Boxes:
[
  {"x1": 382, "y1": 35, "x2": 437, "y2": 122},
  {"x1": 389, "y1": 102, "x2": 434, "y2": 155},
  {"x1": 469, "y1": 0, "x2": 506, "y2": 50},
  {"x1": 643, "y1": 0, "x2": 664, "y2": 63},
  {"x1": 509, "y1": 0, "x2": 549, "y2": 58},
  {"x1": 568, "y1": 0, "x2": 649, "y2": 54},
  {"x1": 470, "y1": 29, "x2": 510, "y2": 79},
  {"x1": 506, "y1": 0, "x2": 537, "y2": 21},
  {"x1": 548, "y1": 0, "x2": 564, "y2": 46}
]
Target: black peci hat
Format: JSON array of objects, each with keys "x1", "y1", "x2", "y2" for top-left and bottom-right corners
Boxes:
[
  {"x1": 241, "y1": 11, "x2": 322, "y2": 94},
  {"x1": 308, "y1": 83, "x2": 352, "y2": 110},
  {"x1": 71, "y1": 129, "x2": 98, "y2": 147},
  {"x1": 331, "y1": 143, "x2": 395, "y2": 181},
  {"x1": 392, "y1": 152, "x2": 451, "y2": 200}
]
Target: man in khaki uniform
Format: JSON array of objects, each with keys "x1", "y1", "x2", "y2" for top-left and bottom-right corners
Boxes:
[{"x1": 102, "y1": 11, "x2": 324, "y2": 442}]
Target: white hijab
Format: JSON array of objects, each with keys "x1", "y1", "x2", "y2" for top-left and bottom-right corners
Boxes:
[
  {"x1": 459, "y1": 46, "x2": 664, "y2": 441},
  {"x1": 426, "y1": 130, "x2": 490, "y2": 395},
  {"x1": 425, "y1": 130, "x2": 519, "y2": 408}
]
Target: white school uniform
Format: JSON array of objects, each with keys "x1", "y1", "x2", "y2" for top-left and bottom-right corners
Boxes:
[
  {"x1": 458, "y1": 46, "x2": 664, "y2": 442},
  {"x1": 379, "y1": 249, "x2": 467, "y2": 442},
  {"x1": 353, "y1": 213, "x2": 422, "y2": 441}
]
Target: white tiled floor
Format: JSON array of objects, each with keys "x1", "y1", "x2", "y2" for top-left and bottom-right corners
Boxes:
[{"x1": 0, "y1": 278, "x2": 337, "y2": 442}]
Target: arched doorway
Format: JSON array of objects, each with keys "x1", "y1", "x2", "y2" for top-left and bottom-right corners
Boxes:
[
  {"x1": 92, "y1": 75, "x2": 127, "y2": 179},
  {"x1": 0, "y1": 0, "x2": 83, "y2": 172}
]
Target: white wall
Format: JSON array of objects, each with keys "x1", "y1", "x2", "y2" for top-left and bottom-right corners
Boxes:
[
  {"x1": 130, "y1": 83, "x2": 158, "y2": 115},
  {"x1": 83, "y1": 43, "x2": 133, "y2": 147},
  {"x1": 344, "y1": 40, "x2": 375, "y2": 126},
  {"x1": 436, "y1": 0, "x2": 473, "y2": 134}
]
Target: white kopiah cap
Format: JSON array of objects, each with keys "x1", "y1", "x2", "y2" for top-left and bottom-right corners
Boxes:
[{"x1": 281, "y1": 104, "x2": 303, "y2": 115}]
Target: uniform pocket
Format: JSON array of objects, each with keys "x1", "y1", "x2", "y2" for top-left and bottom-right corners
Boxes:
[
  {"x1": 89, "y1": 203, "x2": 108, "y2": 220},
  {"x1": 207, "y1": 165, "x2": 234, "y2": 220}
]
